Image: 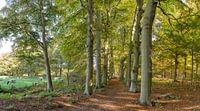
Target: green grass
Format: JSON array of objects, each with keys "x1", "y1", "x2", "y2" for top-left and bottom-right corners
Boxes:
[
  {"x1": 53, "y1": 80, "x2": 82, "y2": 94},
  {"x1": 38, "y1": 91, "x2": 58, "y2": 98},
  {"x1": 0, "y1": 76, "x2": 46, "y2": 90},
  {"x1": 0, "y1": 92, "x2": 28, "y2": 100},
  {"x1": 0, "y1": 76, "x2": 83, "y2": 100},
  {"x1": 152, "y1": 77, "x2": 173, "y2": 84}
]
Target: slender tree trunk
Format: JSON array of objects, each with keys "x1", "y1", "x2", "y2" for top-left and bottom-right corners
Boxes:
[
  {"x1": 130, "y1": 0, "x2": 143, "y2": 92},
  {"x1": 171, "y1": 59, "x2": 173, "y2": 79},
  {"x1": 174, "y1": 53, "x2": 178, "y2": 82},
  {"x1": 126, "y1": 41, "x2": 132, "y2": 87},
  {"x1": 109, "y1": 45, "x2": 115, "y2": 79},
  {"x1": 55, "y1": 68, "x2": 58, "y2": 77},
  {"x1": 95, "y1": 11, "x2": 101, "y2": 89},
  {"x1": 106, "y1": 0, "x2": 114, "y2": 80},
  {"x1": 191, "y1": 49, "x2": 194, "y2": 82},
  {"x1": 119, "y1": 27, "x2": 126, "y2": 81},
  {"x1": 162, "y1": 68, "x2": 165, "y2": 78},
  {"x1": 67, "y1": 61, "x2": 70, "y2": 86},
  {"x1": 184, "y1": 55, "x2": 187, "y2": 79},
  {"x1": 59, "y1": 66, "x2": 62, "y2": 77},
  {"x1": 102, "y1": 6, "x2": 110, "y2": 86},
  {"x1": 139, "y1": 0, "x2": 157, "y2": 105},
  {"x1": 102, "y1": 45, "x2": 108, "y2": 86},
  {"x1": 161, "y1": 59, "x2": 165, "y2": 78},
  {"x1": 84, "y1": 0, "x2": 94, "y2": 95},
  {"x1": 119, "y1": 57, "x2": 126, "y2": 80},
  {"x1": 196, "y1": 61, "x2": 198, "y2": 80},
  {"x1": 40, "y1": 0, "x2": 53, "y2": 91},
  {"x1": 11, "y1": 71, "x2": 13, "y2": 76},
  {"x1": 126, "y1": 24, "x2": 134, "y2": 87},
  {"x1": 65, "y1": 0, "x2": 68, "y2": 13},
  {"x1": 50, "y1": 0, "x2": 54, "y2": 7}
]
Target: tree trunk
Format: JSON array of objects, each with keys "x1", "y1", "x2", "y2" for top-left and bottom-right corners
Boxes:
[
  {"x1": 191, "y1": 49, "x2": 194, "y2": 82},
  {"x1": 65, "y1": 0, "x2": 68, "y2": 13},
  {"x1": 126, "y1": 42, "x2": 132, "y2": 87},
  {"x1": 40, "y1": 0, "x2": 53, "y2": 91},
  {"x1": 130, "y1": 0, "x2": 143, "y2": 92},
  {"x1": 119, "y1": 57, "x2": 126, "y2": 80},
  {"x1": 184, "y1": 55, "x2": 187, "y2": 79},
  {"x1": 109, "y1": 45, "x2": 115, "y2": 79},
  {"x1": 119, "y1": 27, "x2": 126, "y2": 81},
  {"x1": 126, "y1": 25, "x2": 134, "y2": 87},
  {"x1": 50, "y1": 0, "x2": 54, "y2": 7},
  {"x1": 139, "y1": 0, "x2": 157, "y2": 105},
  {"x1": 196, "y1": 61, "x2": 198, "y2": 80},
  {"x1": 84, "y1": 0, "x2": 94, "y2": 95},
  {"x1": 95, "y1": 11, "x2": 101, "y2": 89},
  {"x1": 161, "y1": 58, "x2": 165, "y2": 78},
  {"x1": 102, "y1": 45, "x2": 108, "y2": 86},
  {"x1": 107, "y1": 0, "x2": 114, "y2": 80},
  {"x1": 174, "y1": 53, "x2": 178, "y2": 82},
  {"x1": 59, "y1": 66, "x2": 62, "y2": 77},
  {"x1": 102, "y1": 5, "x2": 110, "y2": 86},
  {"x1": 171, "y1": 59, "x2": 173, "y2": 79},
  {"x1": 55, "y1": 68, "x2": 58, "y2": 77},
  {"x1": 67, "y1": 61, "x2": 70, "y2": 86}
]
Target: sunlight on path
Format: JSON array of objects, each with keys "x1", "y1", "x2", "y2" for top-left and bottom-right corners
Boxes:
[{"x1": 58, "y1": 78, "x2": 146, "y2": 111}]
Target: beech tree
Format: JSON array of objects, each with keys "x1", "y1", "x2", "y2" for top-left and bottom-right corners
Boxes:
[
  {"x1": 84, "y1": 0, "x2": 94, "y2": 95},
  {"x1": 129, "y1": 0, "x2": 143, "y2": 92},
  {"x1": 139, "y1": 0, "x2": 157, "y2": 105},
  {"x1": 95, "y1": 11, "x2": 102, "y2": 89}
]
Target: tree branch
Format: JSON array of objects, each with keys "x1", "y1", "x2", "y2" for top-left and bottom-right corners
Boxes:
[{"x1": 79, "y1": 0, "x2": 86, "y2": 9}]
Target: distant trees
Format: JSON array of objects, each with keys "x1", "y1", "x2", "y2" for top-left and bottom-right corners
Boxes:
[
  {"x1": 154, "y1": 0, "x2": 200, "y2": 82},
  {"x1": 0, "y1": 0, "x2": 57, "y2": 91}
]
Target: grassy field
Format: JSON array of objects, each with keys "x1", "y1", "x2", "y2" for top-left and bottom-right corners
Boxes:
[
  {"x1": 0, "y1": 76, "x2": 46, "y2": 90},
  {"x1": 0, "y1": 75, "x2": 82, "y2": 100}
]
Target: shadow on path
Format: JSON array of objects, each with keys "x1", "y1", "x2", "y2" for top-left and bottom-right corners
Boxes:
[{"x1": 55, "y1": 78, "x2": 147, "y2": 111}]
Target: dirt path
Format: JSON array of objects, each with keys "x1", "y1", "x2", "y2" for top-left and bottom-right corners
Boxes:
[
  {"x1": 55, "y1": 78, "x2": 148, "y2": 111},
  {"x1": 1, "y1": 78, "x2": 200, "y2": 111},
  {"x1": 55, "y1": 78, "x2": 200, "y2": 111}
]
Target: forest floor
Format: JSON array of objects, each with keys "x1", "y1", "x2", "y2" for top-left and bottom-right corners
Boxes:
[{"x1": 1, "y1": 77, "x2": 200, "y2": 111}]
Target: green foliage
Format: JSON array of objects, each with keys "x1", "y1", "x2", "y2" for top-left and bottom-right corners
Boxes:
[
  {"x1": 0, "y1": 93, "x2": 26, "y2": 100},
  {"x1": 153, "y1": 0, "x2": 200, "y2": 78},
  {"x1": 38, "y1": 91, "x2": 58, "y2": 98},
  {"x1": 60, "y1": 83, "x2": 82, "y2": 94},
  {"x1": 0, "y1": 0, "x2": 61, "y2": 80}
]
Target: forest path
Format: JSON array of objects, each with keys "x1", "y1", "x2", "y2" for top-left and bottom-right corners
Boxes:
[
  {"x1": 56, "y1": 78, "x2": 147, "y2": 111},
  {"x1": 1, "y1": 77, "x2": 200, "y2": 111}
]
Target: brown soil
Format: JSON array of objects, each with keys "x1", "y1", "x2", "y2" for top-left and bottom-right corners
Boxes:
[{"x1": 1, "y1": 78, "x2": 200, "y2": 111}]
